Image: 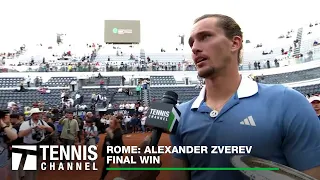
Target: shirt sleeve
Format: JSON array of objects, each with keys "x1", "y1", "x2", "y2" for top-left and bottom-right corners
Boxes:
[
  {"x1": 19, "y1": 121, "x2": 29, "y2": 131},
  {"x1": 48, "y1": 123, "x2": 55, "y2": 131},
  {"x1": 170, "y1": 130, "x2": 187, "y2": 160},
  {"x1": 282, "y1": 88, "x2": 320, "y2": 171},
  {"x1": 93, "y1": 126, "x2": 98, "y2": 135},
  {"x1": 75, "y1": 121, "x2": 80, "y2": 132},
  {"x1": 11, "y1": 128, "x2": 17, "y2": 134},
  {"x1": 169, "y1": 105, "x2": 188, "y2": 160},
  {"x1": 42, "y1": 121, "x2": 50, "y2": 127}
]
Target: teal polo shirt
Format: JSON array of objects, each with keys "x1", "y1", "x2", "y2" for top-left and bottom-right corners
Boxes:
[{"x1": 170, "y1": 76, "x2": 320, "y2": 180}]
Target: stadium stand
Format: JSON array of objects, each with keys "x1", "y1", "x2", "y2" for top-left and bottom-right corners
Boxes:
[
  {"x1": 259, "y1": 67, "x2": 320, "y2": 84},
  {"x1": 1, "y1": 22, "x2": 320, "y2": 111},
  {"x1": 0, "y1": 77, "x2": 24, "y2": 88},
  {"x1": 150, "y1": 86, "x2": 200, "y2": 102},
  {"x1": 46, "y1": 77, "x2": 77, "y2": 87},
  {"x1": 0, "y1": 88, "x2": 68, "y2": 109},
  {"x1": 150, "y1": 76, "x2": 176, "y2": 85}
]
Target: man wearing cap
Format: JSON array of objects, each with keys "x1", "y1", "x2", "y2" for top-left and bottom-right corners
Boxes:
[
  {"x1": 0, "y1": 110, "x2": 18, "y2": 180},
  {"x1": 309, "y1": 96, "x2": 320, "y2": 120},
  {"x1": 18, "y1": 108, "x2": 53, "y2": 180},
  {"x1": 59, "y1": 109, "x2": 79, "y2": 163}
]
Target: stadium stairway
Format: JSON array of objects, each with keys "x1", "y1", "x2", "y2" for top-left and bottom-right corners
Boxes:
[
  {"x1": 294, "y1": 28, "x2": 303, "y2": 56},
  {"x1": 142, "y1": 89, "x2": 150, "y2": 106}
]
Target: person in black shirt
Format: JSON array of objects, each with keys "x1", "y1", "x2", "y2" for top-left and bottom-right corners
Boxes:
[
  {"x1": 75, "y1": 116, "x2": 84, "y2": 143},
  {"x1": 9, "y1": 114, "x2": 25, "y2": 180},
  {"x1": 100, "y1": 116, "x2": 124, "y2": 180},
  {"x1": 42, "y1": 114, "x2": 56, "y2": 164},
  {"x1": 43, "y1": 114, "x2": 56, "y2": 144}
]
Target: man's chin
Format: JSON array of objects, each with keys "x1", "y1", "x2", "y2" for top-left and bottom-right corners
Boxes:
[{"x1": 198, "y1": 68, "x2": 215, "y2": 78}]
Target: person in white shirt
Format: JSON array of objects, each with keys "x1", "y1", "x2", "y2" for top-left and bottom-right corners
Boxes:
[
  {"x1": 125, "y1": 103, "x2": 130, "y2": 109},
  {"x1": 91, "y1": 94, "x2": 96, "y2": 103},
  {"x1": 138, "y1": 106, "x2": 144, "y2": 113},
  {"x1": 75, "y1": 93, "x2": 80, "y2": 100},
  {"x1": 61, "y1": 91, "x2": 66, "y2": 103},
  {"x1": 123, "y1": 115, "x2": 131, "y2": 133},
  {"x1": 130, "y1": 103, "x2": 135, "y2": 109},
  {"x1": 26, "y1": 76, "x2": 31, "y2": 87},
  {"x1": 18, "y1": 108, "x2": 53, "y2": 180},
  {"x1": 96, "y1": 94, "x2": 102, "y2": 102},
  {"x1": 100, "y1": 115, "x2": 110, "y2": 130},
  {"x1": 83, "y1": 119, "x2": 98, "y2": 146},
  {"x1": 140, "y1": 115, "x2": 147, "y2": 133},
  {"x1": 108, "y1": 103, "x2": 112, "y2": 109},
  {"x1": 119, "y1": 104, "x2": 124, "y2": 109}
]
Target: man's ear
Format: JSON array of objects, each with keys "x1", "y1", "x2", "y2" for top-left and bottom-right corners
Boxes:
[{"x1": 231, "y1": 36, "x2": 242, "y2": 53}]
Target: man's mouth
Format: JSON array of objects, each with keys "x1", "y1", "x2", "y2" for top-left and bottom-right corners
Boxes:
[{"x1": 196, "y1": 58, "x2": 207, "y2": 64}]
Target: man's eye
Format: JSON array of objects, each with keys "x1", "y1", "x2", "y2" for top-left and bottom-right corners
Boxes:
[{"x1": 201, "y1": 35, "x2": 211, "y2": 40}]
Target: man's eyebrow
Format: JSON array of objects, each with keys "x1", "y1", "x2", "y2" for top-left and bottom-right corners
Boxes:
[{"x1": 189, "y1": 31, "x2": 212, "y2": 46}]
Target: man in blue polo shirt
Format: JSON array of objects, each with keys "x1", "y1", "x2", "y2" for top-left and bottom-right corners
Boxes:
[{"x1": 169, "y1": 14, "x2": 320, "y2": 180}]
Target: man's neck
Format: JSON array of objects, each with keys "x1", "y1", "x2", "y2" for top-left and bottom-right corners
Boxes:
[{"x1": 205, "y1": 70, "x2": 241, "y2": 102}]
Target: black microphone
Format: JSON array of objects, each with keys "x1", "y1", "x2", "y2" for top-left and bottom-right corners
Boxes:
[{"x1": 145, "y1": 91, "x2": 181, "y2": 146}]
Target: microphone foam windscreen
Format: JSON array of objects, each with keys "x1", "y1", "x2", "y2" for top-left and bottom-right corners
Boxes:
[{"x1": 164, "y1": 91, "x2": 178, "y2": 101}]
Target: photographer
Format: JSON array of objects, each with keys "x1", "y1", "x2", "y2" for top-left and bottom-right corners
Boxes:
[
  {"x1": 0, "y1": 110, "x2": 18, "y2": 180},
  {"x1": 18, "y1": 108, "x2": 53, "y2": 180},
  {"x1": 59, "y1": 109, "x2": 79, "y2": 163}
]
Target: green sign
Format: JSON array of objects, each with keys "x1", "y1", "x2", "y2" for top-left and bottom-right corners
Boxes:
[{"x1": 112, "y1": 28, "x2": 118, "y2": 34}]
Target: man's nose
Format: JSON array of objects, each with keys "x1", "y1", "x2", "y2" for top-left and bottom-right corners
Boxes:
[{"x1": 191, "y1": 42, "x2": 202, "y2": 55}]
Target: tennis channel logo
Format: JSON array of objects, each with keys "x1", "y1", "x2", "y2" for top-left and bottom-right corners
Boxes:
[{"x1": 12, "y1": 145, "x2": 98, "y2": 171}]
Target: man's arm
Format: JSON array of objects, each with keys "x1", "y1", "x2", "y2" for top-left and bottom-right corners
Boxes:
[
  {"x1": 4, "y1": 126, "x2": 18, "y2": 140},
  {"x1": 59, "y1": 117, "x2": 65, "y2": 125},
  {"x1": 170, "y1": 132, "x2": 190, "y2": 180},
  {"x1": 282, "y1": 88, "x2": 320, "y2": 179},
  {"x1": 171, "y1": 158, "x2": 190, "y2": 180},
  {"x1": 40, "y1": 121, "x2": 53, "y2": 133},
  {"x1": 19, "y1": 122, "x2": 33, "y2": 137},
  {"x1": 303, "y1": 167, "x2": 320, "y2": 179}
]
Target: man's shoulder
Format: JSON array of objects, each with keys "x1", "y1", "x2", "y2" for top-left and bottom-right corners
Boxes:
[
  {"x1": 19, "y1": 121, "x2": 30, "y2": 130},
  {"x1": 258, "y1": 83, "x2": 287, "y2": 93},
  {"x1": 176, "y1": 98, "x2": 197, "y2": 113},
  {"x1": 175, "y1": 98, "x2": 198, "y2": 126},
  {"x1": 20, "y1": 120, "x2": 29, "y2": 126},
  {"x1": 258, "y1": 83, "x2": 305, "y2": 101}
]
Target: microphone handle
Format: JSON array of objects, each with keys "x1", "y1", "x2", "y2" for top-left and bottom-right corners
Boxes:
[{"x1": 150, "y1": 128, "x2": 163, "y2": 146}]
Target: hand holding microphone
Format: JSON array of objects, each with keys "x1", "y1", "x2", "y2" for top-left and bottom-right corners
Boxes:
[{"x1": 117, "y1": 91, "x2": 181, "y2": 180}]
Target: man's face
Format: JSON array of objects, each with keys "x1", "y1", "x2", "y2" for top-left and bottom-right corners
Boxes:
[
  {"x1": 32, "y1": 113, "x2": 40, "y2": 120},
  {"x1": 189, "y1": 17, "x2": 237, "y2": 78},
  {"x1": 311, "y1": 101, "x2": 320, "y2": 111},
  {"x1": 3, "y1": 114, "x2": 10, "y2": 124},
  {"x1": 11, "y1": 117, "x2": 18, "y2": 125},
  {"x1": 66, "y1": 113, "x2": 73, "y2": 119}
]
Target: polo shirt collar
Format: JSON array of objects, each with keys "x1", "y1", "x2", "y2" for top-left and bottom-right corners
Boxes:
[{"x1": 191, "y1": 76, "x2": 258, "y2": 110}]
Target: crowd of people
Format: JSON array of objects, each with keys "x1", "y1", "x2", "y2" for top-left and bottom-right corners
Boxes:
[{"x1": 0, "y1": 91, "x2": 153, "y2": 180}]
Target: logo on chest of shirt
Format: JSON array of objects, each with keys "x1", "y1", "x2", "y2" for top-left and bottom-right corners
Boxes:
[{"x1": 240, "y1": 116, "x2": 256, "y2": 127}]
